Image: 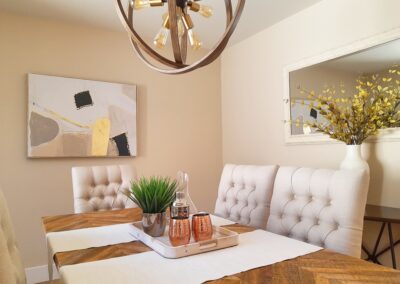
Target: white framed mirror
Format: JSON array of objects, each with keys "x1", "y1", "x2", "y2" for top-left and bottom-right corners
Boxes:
[{"x1": 284, "y1": 28, "x2": 400, "y2": 145}]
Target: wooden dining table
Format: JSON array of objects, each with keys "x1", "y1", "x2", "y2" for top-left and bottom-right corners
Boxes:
[{"x1": 42, "y1": 208, "x2": 400, "y2": 283}]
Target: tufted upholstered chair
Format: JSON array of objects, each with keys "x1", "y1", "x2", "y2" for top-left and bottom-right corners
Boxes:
[
  {"x1": 0, "y1": 188, "x2": 26, "y2": 284},
  {"x1": 267, "y1": 167, "x2": 369, "y2": 258},
  {"x1": 214, "y1": 164, "x2": 279, "y2": 229},
  {"x1": 72, "y1": 165, "x2": 137, "y2": 213}
]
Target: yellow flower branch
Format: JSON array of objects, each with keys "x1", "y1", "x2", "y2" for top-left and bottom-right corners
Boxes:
[{"x1": 290, "y1": 65, "x2": 400, "y2": 145}]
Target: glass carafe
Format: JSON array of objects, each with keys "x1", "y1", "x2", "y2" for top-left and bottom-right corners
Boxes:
[{"x1": 177, "y1": 171, "x2": 198, "y2": 215}]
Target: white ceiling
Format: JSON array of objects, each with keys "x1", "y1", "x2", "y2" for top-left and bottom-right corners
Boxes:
[{"x1": 0, "y1": 0, "x2": 322, "y2": 48}]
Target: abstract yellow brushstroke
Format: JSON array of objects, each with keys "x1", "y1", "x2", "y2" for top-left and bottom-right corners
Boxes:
[
  {"x1": 37, "y1": 104, "x2": 90, "y2": 129},
  {"x1": 91, "y1": 118, "x2": 111, "y2": 156}
]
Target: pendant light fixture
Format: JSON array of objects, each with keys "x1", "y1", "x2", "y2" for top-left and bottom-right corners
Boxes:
[{"x1": 115, "y1": 0, "x2": 246, "y2": 74}]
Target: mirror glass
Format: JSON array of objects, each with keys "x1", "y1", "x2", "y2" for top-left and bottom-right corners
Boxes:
[{"x1": 289, "y1": 38, "x2": 400, "y2": 136}]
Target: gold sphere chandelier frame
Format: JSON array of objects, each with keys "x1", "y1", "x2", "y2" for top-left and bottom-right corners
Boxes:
[{"x1": 115, "y1": 0, "x2": 246, "y2": 74}]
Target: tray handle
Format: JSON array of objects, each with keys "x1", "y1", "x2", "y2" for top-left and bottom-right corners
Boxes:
[{"x1": 198, "y1": 239, "x2": 218, "y2": 250}]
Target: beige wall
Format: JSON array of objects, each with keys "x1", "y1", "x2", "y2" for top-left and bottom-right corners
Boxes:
[
  {"x1": 222, "y1": 0, "x2": 400, "y2": 267},
  {"x1": 0, "y1": 12, "x2": 222, "y2": 267}
]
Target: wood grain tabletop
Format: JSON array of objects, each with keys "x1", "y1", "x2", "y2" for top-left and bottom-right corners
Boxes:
[{"x1": 42, "y1": 208, "x2": 400, "y2": 283}]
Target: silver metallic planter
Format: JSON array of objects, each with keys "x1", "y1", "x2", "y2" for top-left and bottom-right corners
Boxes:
[{"x1": 142, "y1": 212, "x2": 167, "y2": 237}]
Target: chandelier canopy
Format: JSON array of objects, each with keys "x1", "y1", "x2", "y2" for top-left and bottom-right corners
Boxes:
[{"x1": 115, "y1": 0, "x2": 246, "y2": 74}]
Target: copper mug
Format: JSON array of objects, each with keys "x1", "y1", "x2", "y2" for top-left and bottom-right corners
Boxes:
[
  {"x1": 192, "y1": 212, "x2": 213, "y2": 242},
  {"x1": 169, "y1": 217, "x2": 191, "y2": 246}
]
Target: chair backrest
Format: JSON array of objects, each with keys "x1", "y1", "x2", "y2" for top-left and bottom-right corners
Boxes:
[
  {"x1": 267, "y1": 167, "x2": 369, "y2": 258},
  {"x1": 72, "y1": 165, "x2": 137, "y2": 213},
  {"x1": 0, "y1": 189, "x2": 26, "y2": 284},
  {"x1": 214, "y1": 164, "x2": 279, "y2": 228}
]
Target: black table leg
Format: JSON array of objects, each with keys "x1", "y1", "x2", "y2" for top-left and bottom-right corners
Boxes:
[
  {"x1": 362, "y1": 244, "x2": 373, "y2": 261},
  {"x1": 371, "y1": 222, "x2": 386, "y2": 264},
  {"x1": 388, "y1": 222, "x2": 397, "y2": 269},
  {"x1": 375, "y1": 239, "x2": 400, "y2": 259}
]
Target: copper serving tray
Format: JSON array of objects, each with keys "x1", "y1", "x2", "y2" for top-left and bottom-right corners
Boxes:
[{"x1": 129, "y1": 222, "x2": 239, "y2": 259}]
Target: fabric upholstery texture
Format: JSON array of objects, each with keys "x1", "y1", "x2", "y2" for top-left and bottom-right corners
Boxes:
[
  {"x1": 267, "y1": 167, "x2": 369, "y2": 258},
  {"x1": 0, "y1": 189, "x2": 26, "y2": 284},
  {"x1": 214, "y1": 164, "x2": 279, "y2": 228},
  {"x1": 72, "y1": 165, "x2": 137, "y2": 213}
]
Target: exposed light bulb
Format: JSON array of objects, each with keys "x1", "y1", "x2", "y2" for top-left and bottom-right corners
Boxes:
[
  {"x1": 178, "y1": 19, "x2": 185, "y2": 38},
  {"x1": 187, "y1": 29, "x2": 202, "y2": 50},
  {"x1": 153, "y1": 27, "x2": 169, "y2": 49},
  {"x1": 198, "y1": 5, "x2": 213, "y2": 18},
  {"x1": 153, "y1": 15, "x2": 169, "y2": 48},
  {"x1": 132, "y1": 0, "x2": 163, "y2": 9},
  {"x1": 181, "y1": 13, "x2": 202, "y2": 50},
  {"x1": 153, "y1": 13, "x2": 170, "y2": 49},
  {"x1": 188, "y1": 2, "x2": 213, "y2": 18},
  {"x1": 132, "y1": 0, "x2": 150, "y2": 9}
]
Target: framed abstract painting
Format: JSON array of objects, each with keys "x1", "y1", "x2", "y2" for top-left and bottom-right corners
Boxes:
[{"x1": 28, "y1": 74, "x2": 137, "y2": 157}]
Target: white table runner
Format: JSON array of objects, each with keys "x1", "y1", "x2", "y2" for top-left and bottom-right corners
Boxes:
[
  {"x1": 46, "y1": 223, "x2": 137, "y2": 256},
  {"x1": 60, "y1": 230, "x2": 321, "y2": 284}
]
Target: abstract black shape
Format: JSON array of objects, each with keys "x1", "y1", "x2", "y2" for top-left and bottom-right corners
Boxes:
[
  {"x1": 74, "y1": 91, "x2": 93, "y2": 109},
  {"x1": 310, "y1": 108, "x2": 318, "y2": 119},
  {"x1": 111, "y1": 133, "x2": 131, "y2": 156}
]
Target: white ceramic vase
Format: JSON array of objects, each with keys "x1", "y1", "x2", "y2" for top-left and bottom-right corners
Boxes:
[{"x1": 340, "y1": 144, "x2": 370, "y2": 174}]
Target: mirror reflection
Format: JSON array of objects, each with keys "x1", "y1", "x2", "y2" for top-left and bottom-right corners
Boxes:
[{"x1": 289, "y1": 38, "x2": 400, "y2": 136}]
